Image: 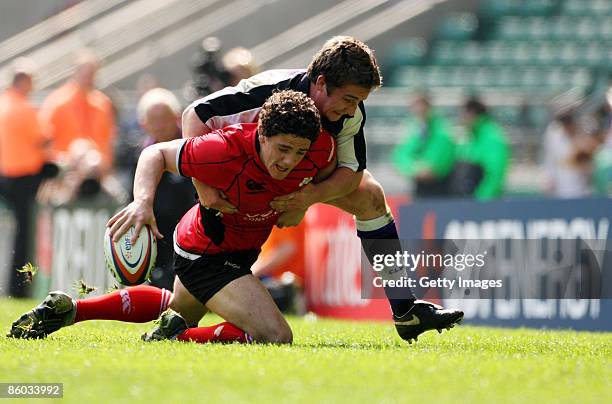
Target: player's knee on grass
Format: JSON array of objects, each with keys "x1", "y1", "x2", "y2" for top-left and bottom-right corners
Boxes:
[{"x1": 250, "y1": 319, "x2": 293, "y2": 344}]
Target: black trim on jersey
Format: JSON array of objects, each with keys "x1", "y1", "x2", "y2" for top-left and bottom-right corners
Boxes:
[
  {"x1": 194, "y1": 73, "x2": 310, "y2": 125},
  {"x1": 354, "y1": 103, "x2": 367, "y2": 171},
  {"x1": 294, "y1": 73, "x2": 311, "y2": 94},
  {"x1": 321, "y1": 116, "x2": 343, "y2": 135},
  {"x1": 195, "y1": 84, "x2": 275, "y2": 124},
  {"x1": 177, "y1": 139, "x2": 186, "y2": 177}
]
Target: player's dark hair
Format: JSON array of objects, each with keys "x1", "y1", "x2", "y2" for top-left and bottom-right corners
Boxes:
[
  {"x1": 259, "y1": 90, "x2": 321, "y2": 143},
  {"x1": 307, "y1": 36, "x2": 382, "y2": 92}
]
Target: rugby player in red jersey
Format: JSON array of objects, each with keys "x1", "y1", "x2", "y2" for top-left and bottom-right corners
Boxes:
[
  {"x1": 8, "y1": 90, "x2": 334, "y2": 344},
  {"x1": 182, "y1": 36, "x2": 463, "y2": 342}
]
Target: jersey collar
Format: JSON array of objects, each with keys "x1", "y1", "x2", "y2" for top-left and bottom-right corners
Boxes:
[{"x1": 295, "y1": 72, "x2": 310, "y2": 95}]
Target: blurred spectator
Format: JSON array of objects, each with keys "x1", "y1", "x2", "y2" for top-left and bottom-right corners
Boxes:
[
  {"x1": 222, "y1": 47, "x2": 259, "y2": 86},
  {"x1": 542, "y1": 110, "x2": 597, "y2": 198},
  {"x1": 114, "y1": 73, "x2": 161, "y2": 192},
  {"x1": 190, "y1": 39, "x2": 260, "y2": 97},
  {"x1": 451, "y1": 97, "x2": 510, "y2": 200},
  {"x1": 135, "y1": 88, "x2": 195, "y2": 290},
  {"x1": 251, "y1": 223, "x2": 306, "y2": 313},
  {"x1": 592, "y1": 89, "x2": 612, "y2": 196},
  {"x1": 36, "y1": 138, "x2": 127, "y2": 206},
  {"x1": 391, "y1": 95, "x2": 455, "y2": 198},
  {"x1": 593, "y1": 129, "x2": 612, "y2": 196},
  {"x1": 39, "y1": 49, "x2": 116, "y2": 171},
  {"x1": 136, "y1": 73, "x2": 160, "y2": 97},
  {"x1": 0, "y1": 58, "x2": 55, "y2": 296},
  {"x1": 191, "y1": 37, "x2": 229, "y2": 97}
]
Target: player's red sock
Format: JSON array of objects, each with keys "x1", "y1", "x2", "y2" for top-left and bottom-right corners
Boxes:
[
  {"x1": 176, "y1": 322, "x2": 252, "y2": 344},
  {"x1": 74, "y1": 285, "x2": 172, "y2": 323}
]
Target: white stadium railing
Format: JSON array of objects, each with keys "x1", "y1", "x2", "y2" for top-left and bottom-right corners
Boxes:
[
  {"x1": 0, "y1": 0, "x2": 128, "y2": 66},
  {"x1": 273, "y1": 0, "x2": 445, "y2": 69},
  {"x1": 0, "y1": 0, "x2": 222, "y2": 89},
  {"x1": 250, "y1": 0, "x2": 390, "y2": 67}
]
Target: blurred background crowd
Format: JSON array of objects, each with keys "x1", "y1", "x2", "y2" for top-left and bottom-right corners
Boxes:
[{"x1": 1, "y1": 0, "x2": 611, "y2": 304}]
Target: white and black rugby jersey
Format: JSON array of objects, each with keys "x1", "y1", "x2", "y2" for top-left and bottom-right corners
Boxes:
[{"x1": 188, "y1": 69, "x2": 367, "y2": 172}]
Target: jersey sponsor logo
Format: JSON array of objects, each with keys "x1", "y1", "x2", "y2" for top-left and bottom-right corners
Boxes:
[
  {"x1": 244, "y1": 210, "x2": 275, "y2": 222},
  {"x1": 299, "y1": 177, "x2": 313, "y2": 187},
  {"x1": 246, "y1": 179, "x2": 266, "y2": 192}
]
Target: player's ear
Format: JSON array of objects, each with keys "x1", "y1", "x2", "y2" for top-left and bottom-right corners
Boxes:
[
  {"x1": 256, "y1": 123, "x2": 265, "y2": 143},
  {"x1": 315, "y1": 75, "x2": 326, "y2": 90}
]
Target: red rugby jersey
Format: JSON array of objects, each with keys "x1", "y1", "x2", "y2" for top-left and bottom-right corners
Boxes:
[{"x1": 175, "y1": 123, "x2": 335, "y2": 256}]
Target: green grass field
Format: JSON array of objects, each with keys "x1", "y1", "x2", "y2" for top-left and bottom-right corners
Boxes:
[{"x1": 0, "y1": 298, "x2": 610, "y2": 404}]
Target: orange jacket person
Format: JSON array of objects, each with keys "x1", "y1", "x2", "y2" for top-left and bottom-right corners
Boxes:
[
  {"x1": 0, "y1": 63, "x2": 48, "y2": 178},
  {"x1": 0, "y1": 58, "x2": 50, "y2": 297},
  {"x1": 38, "y1": 50, "x2": 115, "y2": 171}
]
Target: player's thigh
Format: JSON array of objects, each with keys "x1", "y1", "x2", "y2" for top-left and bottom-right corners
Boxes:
[
  {"x1": 205, "y1": 274, "x2": 292, "y2": 344},
  {"x1": 170, "y1": 276, "x2": 208, "y2": 326},
  {"x1": 326, "y1": 169, "x2": 388, "y2": 219}
]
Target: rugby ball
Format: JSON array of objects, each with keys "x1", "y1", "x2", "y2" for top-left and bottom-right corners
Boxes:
[{"x1": 104, "y1": 225, "x2": 157, "y2": 286}]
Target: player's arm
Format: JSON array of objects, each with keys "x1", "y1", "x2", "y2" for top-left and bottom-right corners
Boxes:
[
  {"x1": 271, "y1": 108, "x2": 366, "y2": 212},
  {"x1": 182, "y1": 106, "x2": 213, "y2": 138},
  {"x1": 275, "y1": 154, "x2": 340, "y2": 228},
  {"x1": 107, "y1": 139, "x2": 183, "y2": 242},
  {"x1": 309, "y1": 166, "x2": 363, "y2": 202},
  {"x1": 306, "y1": 113, "x2": 367, "y2": 202}
]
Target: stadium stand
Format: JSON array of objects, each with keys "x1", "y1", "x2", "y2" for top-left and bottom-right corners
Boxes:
[
  {"x1": 3, "y1": 0, "x2": 601, "y2": 196},
  {"x1": 368, "y1": 0, "x2": 612, "y2": 194},
  {"x1": 387, "y1": 0, "x2": 610, "y2": 113}
]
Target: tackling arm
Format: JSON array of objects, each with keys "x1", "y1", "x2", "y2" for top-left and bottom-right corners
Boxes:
[
  {"x1": 310, "y1": 166, "x2": 362, "y2": 202},
  {"x1": 182, "y1": 105, "x2": 213, "y2": 138}
]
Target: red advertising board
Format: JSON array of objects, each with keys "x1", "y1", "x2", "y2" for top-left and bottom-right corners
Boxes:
[{"x1": 303, "y1": 196, "x2": 407, "y2": 321}]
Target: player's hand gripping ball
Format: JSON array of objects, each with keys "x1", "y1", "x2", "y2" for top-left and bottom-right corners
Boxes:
[{"x1": 104, "y1": 225, "x2": 157, "y2": 286}]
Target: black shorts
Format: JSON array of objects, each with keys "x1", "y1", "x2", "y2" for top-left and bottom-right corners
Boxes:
[{"x1": 173, "y1": 250, "x2": 259, "y2": 304}]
